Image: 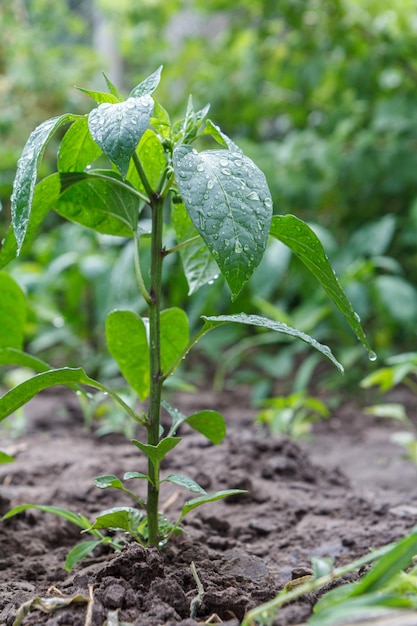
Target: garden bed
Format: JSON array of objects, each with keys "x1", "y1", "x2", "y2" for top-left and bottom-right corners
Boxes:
[{"x1": 0, "y1": 384, "x2": 416, "y2": 626}]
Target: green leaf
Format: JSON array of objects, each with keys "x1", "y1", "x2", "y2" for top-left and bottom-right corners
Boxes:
[
  {"x1": 0, "y1": 451, "x2": 14, "y2": 463},
  {"x1": 124, "y1": 471, "x2": 149, "y2": 481},
  {"x1": 102, "y1": 73, "x2": 124, "y2": 101},
  {"x1": 163, "y1": 401, "x2": 226, "y2": 444},
  {"x1": 173, "y1": 145, "x2": 273, "y2": 299},
  {"x1": 65, "y1": 540, "x2": 104, "y2": 572},
  {"x1": 310, "y1": 593, "x2": 416, "y2": 626},
  {"x1": 106, "y1": 310, "x2": 150, "y2": 401},
  {"x1": 56, "y1": 172, "x2": 141, "y2": 236},
  {"x1": 93, "y1": 475, "x2": 125, "y2": 490},
  {"x1": 202, "y1": 313, "x2": 344, "y2": 372},
  {"x1": 0, "y1": 273, "x2": 26, "y2": 349},
  {"x1": 76, "y1": 86, "x2": 120, "y2": 104},
  {"x1": 3, "y1": 504, "x2": 91, "y2": 530},
  {"x1": 269, "y1": 215, "x2": 374, "y2": 357},
  {"x1": 160, "y1": 308, "x2": 189, "y2": 374},
  {"x1": 350, "y1": 528, "x2": 417, "y2": 596},
  {"x1": 126, "y1": 129, "x2": 167, "y2": 194},
  {"x1": 151, "y1": 99, "x2": 171, "y2": 139},
  {"x1": 130, "y1": 66, "x2": 163, "y2": 98},
  {"x1": 172, "y1": 201, "x2": 220, "y2": 294},
  {"x1": 87, "y1": 507, "x2": 142, "y2": 533},
  {"x1": 180, "y1": 489, "x2": 247, "y2": 519},
  {"x1": 88, "y1": 96, "x2": 154, "y2": 178},
  {"x1": 57, "y1": 117, "x2": 103, "y2": 172},
  {"x1": 1, "y1": 174, "x2": 61, "y2": 268},
  {"x1": 0, "y1": 348, "x2": 51, "y2": 372},
  {"x1": 131, "y1": 437, "x2": 181, "y2": 465},
  {"x1": 163, "y1": 473, "x2": 207, "y2": 494},
  {"x1": 11, "y1": 114, "x2": 79, "y2": 251},
  {"x1": 185, "y1": 410, "x2": 226, "y2": 445},
  {"x1": 0, "y1": 367, "x2": 123, "y2": 422}
]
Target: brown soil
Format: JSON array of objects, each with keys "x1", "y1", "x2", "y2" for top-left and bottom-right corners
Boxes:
[{"x1": 0, "y1": 384, "x2": 416, "y2": 626}]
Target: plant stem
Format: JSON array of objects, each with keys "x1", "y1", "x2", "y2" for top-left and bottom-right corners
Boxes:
[{"x1": 146, "y1": 193, "x2": 164, "y2": 546}]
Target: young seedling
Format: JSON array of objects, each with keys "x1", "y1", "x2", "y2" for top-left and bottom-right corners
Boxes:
[{"x1": 0, "y1": 68, "x2": 373, "y2": 566}]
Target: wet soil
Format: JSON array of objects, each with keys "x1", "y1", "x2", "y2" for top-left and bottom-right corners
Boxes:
[{"x1": 0, "y1": 385, "x2": 416, "y2": 626}]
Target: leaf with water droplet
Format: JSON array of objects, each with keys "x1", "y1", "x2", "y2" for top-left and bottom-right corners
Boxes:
[
  {"x1": 106, "y1": 310, "x2": 150, "y2": 401},
  {"x1": 202, "y1": 313, "x2": 344, "y2": 372},
  {"x1": 269, "y1": 215, "x2": 373, "y2": 355},
  {"x1": 173, "y1": 146, "x2": 272, "y2": 300},
  {"x1": 172, "y1": 201, "x2": 220, "y2": 294},
  {"x1": 11, "y1": 114, "x2": 80, "y2": 252},
  {"x1": 88, "y1": 95, "x2": 154, "y2": 178}
]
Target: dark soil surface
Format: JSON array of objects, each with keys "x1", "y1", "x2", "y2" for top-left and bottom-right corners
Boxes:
[{"x1": 1, "y1": 384, "x2": 417, "y2": 626}]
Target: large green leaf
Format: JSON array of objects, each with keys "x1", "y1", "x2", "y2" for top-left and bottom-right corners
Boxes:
[
  {"x1": 11, "y1": 114, "x2": 79, "y2": 251},
  {"x1": 88, "y1": 96, "x2": 154, "y2": 178},
  {"x1": 202, "y1": 313, "x2": 344, "y2": 372},
  {"x1": 56, "y1": 172, "x2": 142, "y2": 236},
  {"x1": 172, "y1": 201, "x2": 219, "y2": 294},
  {"x1": 105, "y1": 310, "x2": 150, "y2": 401},
  {"x1": 0, "y1": 273, "x2": 26, "y2": 349},
  {"x1": 1, "y1": 174, "x2": 61, "y2": 268},
  {"x1": 57, "y1": 117, "x2": 103, "y2": 172},
  {"x1": 269, "y1": 215, "x2": 374, "y2": 357},
  {"x1": 173, "y1": 145, "x2": 273, "y2": 299},
  {"x1": 160, "y1": 308, "x2": 189, "y2": 374}
]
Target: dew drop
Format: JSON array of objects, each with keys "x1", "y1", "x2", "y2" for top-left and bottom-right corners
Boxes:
[
  {"x1": 178, "y1": 171, "x2": 187, "y2": 179},
  {"x1": 354, "y1": 312, "x2": 361, "y2": 323},
  {"x1": 197, "y1": 163, "x2": 205, "y2": 172},
  {"x1": 243, "y1": 244, "x2": 249, "y2": 251},
  {"x1": 368, "y1": 351, "x2": 377, "y2": 362},
  {"x1": 235, "y1": 240, "x2": 243, "y2": 254},
  {"x1": 126, "y1": 98, "x2": 136, "y2": 109},
  {"x1": 264, "y1": 197, "x2": 273, "y2": 208},
  {"x1": 247, "y1": 191, "x2": 260, "y2": 201},
  {"x1": 207, "y1": 211, "x2": 212, "y2": 217},
  {"x1": 220, "y1": 158, "x2": 229, "y2": 167},
  {"x1": 207, "y1": 179, "x2": 214, "y2": 189},
  {"x1": 221, "y1": 168, "x2": 232, "y2": 176}
]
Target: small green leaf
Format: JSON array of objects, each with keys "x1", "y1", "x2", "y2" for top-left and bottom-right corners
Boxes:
[
  {"x1": 93, "y1": 475, "x2": 124, "y2": 490},
  {"x1": 76, "y1": 86, "x2": 120, "y2": 104},
  {"x1": 172, "y1": 202, "x2": 220, "y2": 294},
  {"x1": 87, "y1": 507, "x2": 142, "y2": 533},
  {"x1": 106, "y1": 310, "x2": 150, "y2": 401},
  {"x1": 65, "y1": 540, "x2": 104, "y2": 572},
  {"x1": 163, "y1": 473, "x2": 207, "y2": 494},
  {"x1": 88, "y1": 96, "x2": 154, "y2": 178},
  {"x1": 0, "y1": 273, "x2": 26, "y2": 349},
  {"x1": 124, "y1": 471, "x2": 149, "y2": 481},
  {"x1": 57, "y1": 172, "x2": 141, "y2": 236},
  {"x1": 364, "y1": 403, "x2": 409, "y2": 422},
  {"x1": 131, "y1": 437, "x2": 181, "y2": 465},
  {"x1": 11, "y1": 114, "x2": 79, "y2": 251},
  {"x1": 173, "y1": 146, "x2": 273, "y2": 299},
  {"x1": 0, "y1": 452, "x2": 14, "y2": 463},
  {"x1": 185, "y1": 410, "x2": 226, "y2": 445},
  {"x1": 269, "y1": 215, "x2": 373, "y2": 356},
  {"x1": 126, "y1": 129, "x2": 167, "y2": 194},
  {"x1": 3, "y1": 504, "x2": 91, "y2": 530},
  {"x1": 58, "y1": 117, "x2": 102, "y2": 172},
  {"x1": 130, "y1": 66, "x2": 163, "y2": 98},
  {"x1": 202, "y1": 313, "x2": 344, "y2": 372},
  {"x1": 160, "y1": 308, "x2": 189, "y2": 374},
  {"x1": 102, "y1": 73, "x2": 124, "y2": 100},
  {"x1": 180, "y1": 489, "x2": 247, "y2": 519}
]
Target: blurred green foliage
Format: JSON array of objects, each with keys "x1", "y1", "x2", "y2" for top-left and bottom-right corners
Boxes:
[{"x1": 2, "y1": 0, "x2": 417, "y2": 389}]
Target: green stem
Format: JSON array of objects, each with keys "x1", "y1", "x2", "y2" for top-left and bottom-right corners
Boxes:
[
  {"x1": 133, "y1": 231, "x2": 152, "y2": 305},
  {"x1": 163, "y1": 235, "x2": 201, "y2": 257},
  {"x1": 146, "y1": 193, "x2": 164, "y2": 546}
]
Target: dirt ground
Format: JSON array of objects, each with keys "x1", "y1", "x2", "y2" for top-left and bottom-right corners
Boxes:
[{"x1": 0, "y1": 382, "x2": 416, "y2": 626}]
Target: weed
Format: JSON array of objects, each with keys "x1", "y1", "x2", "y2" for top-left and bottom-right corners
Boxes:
[{"x1": 0, "y1": 69, "x2": 372, "y2": 565}]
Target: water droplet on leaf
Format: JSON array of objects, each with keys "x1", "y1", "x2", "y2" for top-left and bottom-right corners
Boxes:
[{"x1": 368, "y1": 351, "x2": 377, "y2": 362}]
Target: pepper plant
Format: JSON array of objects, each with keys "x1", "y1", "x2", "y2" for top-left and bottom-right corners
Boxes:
[{"x1": 0, "y1": 68, "x2": 373, "y2": 556}]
